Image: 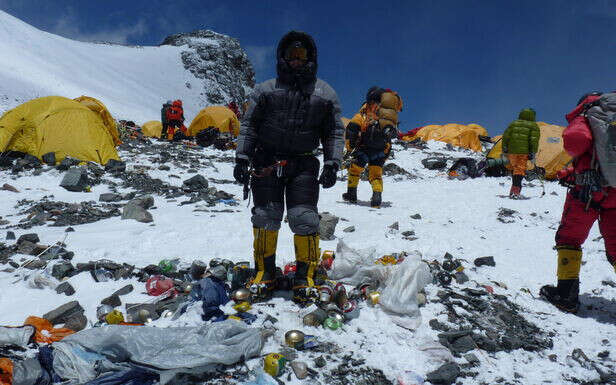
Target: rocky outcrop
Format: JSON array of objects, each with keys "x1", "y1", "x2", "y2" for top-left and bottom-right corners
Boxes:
[{"x1": 161, "y1": 30, "x2": 255, "y2": 106}]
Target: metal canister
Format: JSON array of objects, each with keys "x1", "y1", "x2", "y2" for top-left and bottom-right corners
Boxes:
[
  {"x1": 233, "y1": 301, "x2": 252, "y2": 313},
  {"x1": 105, "y1": 309, "x2": 124, "y2": 324},
  {"x1": 367, "y1": 291, "x2": 380, "y2": 306},
  {"x1": 264, "y1": 353, "x2": 286, "y2": 377},
  {"x1": 303, "y1": 308, "x2": 328, "y2": 327},
  {"x1": 324, "y1": 317, "x2": 342, "y2": 330},
  {"x1": 231, "y1": 287, "x2": 251, "y2": 303},
  {"x1": 285, "y1": 330, "x2": 305, "y2": 350}
]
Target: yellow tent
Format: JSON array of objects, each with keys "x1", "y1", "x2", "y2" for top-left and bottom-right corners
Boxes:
[
  {"x1": 141, "y1": 120, "x2": 163, "y2": 138},
  {"x1": 188, "y1": 106, "x2": 239, "y2": 138},
  {"x1": 0, "y1": 96, "x2": 120, "y2": 165},
  {"x1": 73, "y1": 96, "x2": 121, "y2": 145},
  {"x1": 400, "y1": 123, "x2": 488, "y2": 152},
  {"x1": 486, "y1": 122, "x2": 571, "y2": 180}
]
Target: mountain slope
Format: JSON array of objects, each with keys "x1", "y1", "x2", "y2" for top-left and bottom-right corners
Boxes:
[{"x1": 0, "y1": 10, "x2": 253, "y2": 123}]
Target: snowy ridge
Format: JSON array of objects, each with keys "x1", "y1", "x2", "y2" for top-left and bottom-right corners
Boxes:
[{"x1": 0, "y1": 10, "x2": 253, "y2": 124}]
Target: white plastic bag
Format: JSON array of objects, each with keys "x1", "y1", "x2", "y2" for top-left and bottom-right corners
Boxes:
[
  {"x1": 379, "y1": 257, "x2": 432, "y2": 318},
  {"x1": 329, "y1": 239, "x2": 378, "y2": 281}
]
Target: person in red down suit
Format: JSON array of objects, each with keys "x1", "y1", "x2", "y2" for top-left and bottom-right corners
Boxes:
[
  {"x1": 540, "y1": 91, "x2": 616, "y2": 313},
  {"x1": 163, "y1": 100, "x2": 188, "y2": 141}
]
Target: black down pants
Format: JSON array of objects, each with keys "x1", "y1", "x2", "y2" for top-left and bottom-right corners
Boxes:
[{"x1": 250, "y1": 155, "x2": 320, "y2": 235}]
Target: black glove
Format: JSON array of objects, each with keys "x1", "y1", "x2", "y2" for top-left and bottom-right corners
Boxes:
[
  {"x1": 528, "y1": 153, "x2": 535, "y2": 161},
  {"x1": 383, "y1": 125, "x2": 398, "y2": 140},
  {"x1": 319, "y1": 164, "x2": 338, "y2": 188},
  {"x1": 234, "y1": 159, "x2": 250, "y2": 184}
]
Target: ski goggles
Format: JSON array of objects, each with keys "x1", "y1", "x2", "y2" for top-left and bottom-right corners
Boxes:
[{"x1": 284, "y1": 44, "x2": 308, "y2": 61}]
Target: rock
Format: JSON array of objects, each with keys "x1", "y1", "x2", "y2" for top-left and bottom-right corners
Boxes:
[
  {"x1": 161, "y1": 29, "x2": 255, "y2": 106},
  {"x1": 30, "y1": 212, "x2": 50, "y2": 225},
  {"x1": 55, "y1": 282, "x2": 75, "y2": 296},
  {"x1": 112, "y1": 284, "x2": 134, "y2": 297},
  {"x1": 101, "y1": 294, "x2": 122, "y2": 307},
  {"x1": 17, "y1": 241, "x2": 37, "y2": 255},
  {"x1": 63, "y1": 312, "x2": 87, "y2": 332},
  {"x1": 17, "y1": 233, "x2": 40, "y2": 244},
  {"x1": 104, "y1": 159, "x2": 126, "y2": 173},
  {"x1": 1, "y1": 183, "x2": 19, "y2": 193},
  {"x1": 43, "y1": 301, "x2": 84, "y2": 325},
  {"x1": 464, "y1": 353, "x2": 479, "y2": 364},
  {"x1": 65, "y1": 227, "x2": 75, "y2": 232},
  {"x1": 474, "y1": 256, "x2": 496, "y2": 267},
  {"x1": 6, "y1": 231, "x2": 15, "y2": 240},
  {"x1": 410, "y1": 213, "x2": 422, "y2": 220},
  {"x1": 343, "y1": 226, "x2": 355, "y2": 233},
  {"x1": 454, "y1": 271, "x2": 469, "y2": 284},
  {"x1": 421, "y1": 157, "x2": 447, "y2": 170},
  {"x1": 122, "y1": 198, "x2": 154, "y2": 223},
  {"x1": 60, "y1": 167, "x2": 89, "y2": 192},
  {"x1": 158, "y1": 165, "x2": 170, "y2": 171},
  {"x1": 291, "y1": 361, "x2": 308, "y2": 380},
  {"x1": 401, "y1": 230, "x2": 415, "y2": 237},
  {"x1": 21, "y1": 154, "x2": 42, "y2": 169},
  {"x1": 438, "y1": 329, "x2": 473, "y2": 343},
  {"x1": 183, "y1": 174, "x2": 209, "y2": 191},
  {"x1": 314, "y1": 356, "x2": 326, "y2": 368},
  {"x1": 51, "y1": 261, "x2": 75, "y2": 280},
  {"x1": 319, "y1": 213, "x2": 339, "y2": 241},
  {"x1": 451, "y1": 335, "x2": 476, "y2": 353},
  {"x1": 388, "y1": 221, "x2": 399, "y2": 231},
  {"x1": 56, "y1": 157, "x2": 81, "y2": 171},
  {"x1": 99, "y1": 193, "x2": 123, "y2": 202},
  {"x1": 41, "y1": 152, "x2": 56, "y2": 166},
  {"x1": 426, "y1": 363, "x2": 460, "y2": 385},
  {"x1": 22, "y1": 258, "x2": 47, "y2": 269}
]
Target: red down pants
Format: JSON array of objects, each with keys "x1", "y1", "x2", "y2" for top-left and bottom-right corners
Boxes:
[{"x1": 555, "y1": 191, "x2": 616, "y2": 266}]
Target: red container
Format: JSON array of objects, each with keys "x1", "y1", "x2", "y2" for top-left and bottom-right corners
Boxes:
[
  {"x1": 283, "y1": 262, "x2": 297, "y2": 276},
  {"x1": 145, "y1": 275, "x2": 175, "y2": 297}
]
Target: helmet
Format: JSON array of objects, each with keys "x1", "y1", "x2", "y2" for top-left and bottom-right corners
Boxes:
[
  {"x1": 366, "y1": 86, "x2": 383, "y2": 104},
  {"x1": 284, "y1": 40, "x2": 308, "y2": 62},
  {"x1": 577, "y1": 91, "x2": 602, "y2": 106}
]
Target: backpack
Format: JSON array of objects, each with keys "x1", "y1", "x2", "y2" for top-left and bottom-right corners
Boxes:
[
  {"x1": 377, "y1": 90, "x2": 403, "y2": 130},
  {"x1": 585, "y1": 92, "x2": 616, "y2": 186},
  {"x1": 166, "y1": 105, "x2": 183, "y2": 122}
]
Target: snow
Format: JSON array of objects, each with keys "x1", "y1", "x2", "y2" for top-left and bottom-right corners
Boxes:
[
  {"x1": 0, "y1": 10, "x2": 204, "y2": 124},
  {"x1": 1, "y1": 10, "x2": 615, "y2": 385}
]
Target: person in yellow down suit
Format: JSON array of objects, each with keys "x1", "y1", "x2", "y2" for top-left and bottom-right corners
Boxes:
[{"x1": 343, "y1": 87, "x2": 403, "y2": 207}]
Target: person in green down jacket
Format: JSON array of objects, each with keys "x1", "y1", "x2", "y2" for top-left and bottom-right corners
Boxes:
[{"x1": 501, "y1": 108, "x2": 540, "y2": 198}]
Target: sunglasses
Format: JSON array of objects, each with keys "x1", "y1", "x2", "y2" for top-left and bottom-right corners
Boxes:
[{"x1": 285, "y1": 46, "x2": 308, "y2": 61}]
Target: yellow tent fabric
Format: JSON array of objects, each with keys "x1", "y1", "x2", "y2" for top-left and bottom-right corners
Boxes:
[
  {"x1": 401, "y1": 123, "x2": 488, "y2": 152},
  {"x1": 73, "y1": 96, "x2": 121, "y2": 145},
  {"x1": 487, "y1": 122, "x2": 571, "y2": 179},
  {"x1": 0, "y1": 96, "x2": 120, "y2": 165},
  {"x1": 187, "y1": 106, "x2": 239, "y2": 137},
  {"x1": 141, "y1": 120, "x2": 163, "y2": 138}
]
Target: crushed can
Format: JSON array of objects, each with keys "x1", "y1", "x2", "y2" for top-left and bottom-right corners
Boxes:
[
  {"x1": 105, "y1": 309, "x2": 124, "y2": 324},
  {"x1": 264, "y1": 353, "x2": 286, "y2": 377},
  {"x1": 367, "y1": 291, "x2": 380, "y2": 306},
  {"x1": 285, "y1": 330, "x2": 305, "y2": 350},
  {"x1": 324, "y1": 317, "x2": 342, "y2": 330},
  {"x1": 327, "y1": 307, "x2": 345, "y2": 324},
  {"x1": 341, "y1": 300, "x2": 360, "y2": 320},
  {"x1": 334, "y1": 282, "x2": 348, "y2": 309},
  {"x1": 318, "y1": 282, "x2": 334, "y2": 304},
  {"x1": 283, "y1": 262, "x2": 297, "y2": 276},
  {"x1": 320, "y1": 250, "x2": 335, "y2": 270},
  {"x1": 96, "y1": 304, "x2": 114, "y2": 322},
  {"x1": 303, "y1": 308, "x2": 328, "y2": 327}
]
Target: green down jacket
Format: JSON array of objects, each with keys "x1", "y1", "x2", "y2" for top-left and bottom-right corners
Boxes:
[{"x1": 502, "y1": 108, "x2": 540, "y2": 155}]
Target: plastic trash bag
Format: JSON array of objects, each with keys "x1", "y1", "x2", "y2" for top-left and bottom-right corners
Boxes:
[
  {"x1": 380, "y1": 258, "x2": 432, "y2": 329},
  {"x1": 329, "y1": 239, "x2": 380, "y2": 283},
  {"x1": 240, "y1": 369, "x2": 278, "y2": 385}
]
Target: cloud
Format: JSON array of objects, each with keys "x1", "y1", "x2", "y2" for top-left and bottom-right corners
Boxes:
[
  {"x1": 50, "y1": 9, "x2": 148, "y2": 45},
  {"x1": 245, "y1": 45, "x2": 275, "y2": 74}
]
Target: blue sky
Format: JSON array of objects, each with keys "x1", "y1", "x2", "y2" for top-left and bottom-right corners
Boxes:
[{"x1": 1, "y1": 0, "x2": 614, "y2": 134}]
